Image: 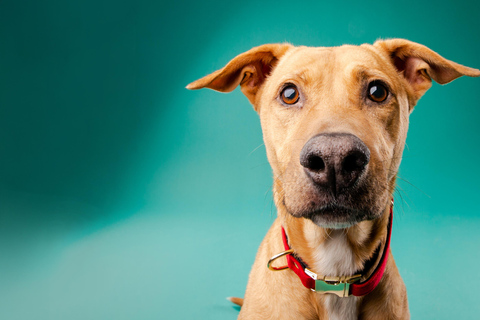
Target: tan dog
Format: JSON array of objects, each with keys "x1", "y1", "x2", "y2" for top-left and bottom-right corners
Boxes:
[{"x1": 187, "y1": 39, "x2": 480, "y2": 320}]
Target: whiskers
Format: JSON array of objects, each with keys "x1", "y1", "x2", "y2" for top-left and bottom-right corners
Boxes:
[{"x1": 248, "y1": 142, "x2": 265, "y2": 156}]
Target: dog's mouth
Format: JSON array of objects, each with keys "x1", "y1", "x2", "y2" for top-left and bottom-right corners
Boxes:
[{"x1": 281, "y1": 170, "x2": 388, "y2": 229}]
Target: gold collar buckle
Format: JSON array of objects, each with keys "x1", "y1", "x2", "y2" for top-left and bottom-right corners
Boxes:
[{"x1": 305, "y1": 269, "x2": 362, "y2": 297}]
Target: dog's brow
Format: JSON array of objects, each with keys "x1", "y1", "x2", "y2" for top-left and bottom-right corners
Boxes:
[
  {"x1": 350, "y1": 65, "x2": 392, "y2": 84},
  {"x1": 280, "y1": 70, "x2": 310, "y2": 84}
]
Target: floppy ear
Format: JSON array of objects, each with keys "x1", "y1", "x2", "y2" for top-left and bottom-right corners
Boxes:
[
  {"x1": 374, "y1": 38, "x2": 480, "y2": 107},
  {"x1": 186, "y1": 44, "x2": 292, "y2": 108}
]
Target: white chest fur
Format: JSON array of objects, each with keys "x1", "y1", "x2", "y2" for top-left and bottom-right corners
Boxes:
[
  {"x1": 312, "y1": 230, "x2": 358, "y2": 320},
  {"x1": 323, "y1": 295, "x2": 357, "y2": 320}
]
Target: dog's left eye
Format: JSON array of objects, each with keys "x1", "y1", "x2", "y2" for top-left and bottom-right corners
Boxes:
[
  {"x1": 280, "y1": 85, "x2": 300, "y2": 105},
  {"x1": 367, "y1": 81, "x2": 389, "y2": 103}
]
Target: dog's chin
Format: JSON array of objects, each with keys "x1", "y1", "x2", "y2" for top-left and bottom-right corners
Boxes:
[
  {"x1": 296, "y1": 205, "x2": 377, "y2": 229},
  {"x1": 308, "y1": 214, "x2": 358, "y2": 229}
]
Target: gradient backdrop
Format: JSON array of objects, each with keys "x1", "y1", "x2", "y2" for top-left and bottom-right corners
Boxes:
[{"x1": 1, "y1": 1, "x2": 479, "y2": 319}]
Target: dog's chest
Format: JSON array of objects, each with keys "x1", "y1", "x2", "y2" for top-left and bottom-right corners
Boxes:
[{"x1": 312, "y1": 231, "x2": 358, "y2": 320}]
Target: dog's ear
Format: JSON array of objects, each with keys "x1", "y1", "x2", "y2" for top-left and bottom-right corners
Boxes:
[
  {"x1": 186, "y1": 44, "x2": 292, "y2": 108},
  {"x1": 374, "y1": 38, "x2": 480, "y2": 106}
]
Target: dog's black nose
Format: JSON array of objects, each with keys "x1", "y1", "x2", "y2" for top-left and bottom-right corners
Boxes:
[{"x1": 300, "y1": 133, "x2": 370, "y2": 195}]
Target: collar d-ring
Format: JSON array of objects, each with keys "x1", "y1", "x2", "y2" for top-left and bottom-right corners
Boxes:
[{"x1": 267, "y1": 249, "x2": 294, "y2": 271}]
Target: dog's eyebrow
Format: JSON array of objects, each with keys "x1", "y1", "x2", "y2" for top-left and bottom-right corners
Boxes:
[
  {"x1": 278, "y1": 70, "x2": 310, "y2": 84},
  {"x1": 351, "y1": 66, "x2": 393, "y2": 84},
  {"x1": 296, "y1": 70, "x2": 309, "y2": 82}
]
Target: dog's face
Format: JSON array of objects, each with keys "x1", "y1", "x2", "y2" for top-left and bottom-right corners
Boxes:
[
  {"x1": 188, "y1": 39, "x2": 479, "y2": 228},
  {"x1": 258, "y1": 45, "x2": 408, "y2": 228}
]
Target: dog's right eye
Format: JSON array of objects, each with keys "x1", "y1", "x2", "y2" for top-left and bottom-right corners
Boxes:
[
  {"x1": 367, "y1": 81, "x2": 389, "y2": 103},
  {"x1": 280, "y1": 85, "x2": 300, "y2": 105}
]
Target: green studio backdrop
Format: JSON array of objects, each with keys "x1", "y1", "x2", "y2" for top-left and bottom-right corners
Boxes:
[{"x1": 1, "y1": 0, "x2": 479, "y2": 319}]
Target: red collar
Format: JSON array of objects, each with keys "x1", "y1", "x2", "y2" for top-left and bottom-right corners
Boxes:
[{"x1": 268, "y1": 201, "x2": 393, "y2": 297}]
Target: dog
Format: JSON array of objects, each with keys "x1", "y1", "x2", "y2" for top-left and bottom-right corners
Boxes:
[{"x1": 187, "y1": 39, "x2": 480, "y2": 319}]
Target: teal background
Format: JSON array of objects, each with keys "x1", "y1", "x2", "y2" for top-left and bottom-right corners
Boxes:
[{"x1": 1, "y1": 0, "x2": 479, "y2": 319}]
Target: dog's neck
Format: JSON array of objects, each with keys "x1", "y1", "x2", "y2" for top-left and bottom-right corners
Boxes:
[{"x1": 279, "y1": 205, "x2": 391, "y2": 319}]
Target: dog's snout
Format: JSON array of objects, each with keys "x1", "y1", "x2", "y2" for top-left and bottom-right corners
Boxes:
[{"x1": 300, "y1": 133, "x2": 370, "y2": 195}]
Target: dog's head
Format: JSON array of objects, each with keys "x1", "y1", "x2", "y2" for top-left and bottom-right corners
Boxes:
[{"x1": 188, "y1": 39, "x2": 479, "y2": 228}]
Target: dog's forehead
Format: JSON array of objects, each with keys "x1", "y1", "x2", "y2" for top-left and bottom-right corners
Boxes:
[{"x1": 272, "y1": 44, "x2": 389, "y2": 82}]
